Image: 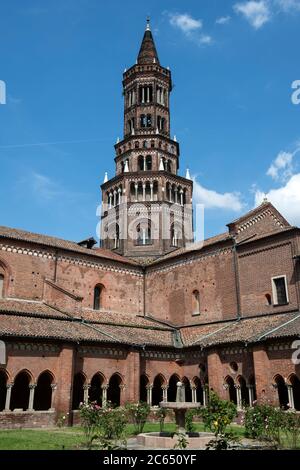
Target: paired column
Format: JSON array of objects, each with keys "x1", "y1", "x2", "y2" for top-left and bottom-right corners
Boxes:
[
  {"x1": 83, "y1": 384, "x2": 90, "y2": 405},
  {"x1": 235, "y1": 385, "x2": 242, "y2": 411},
  {"x1": 28, "y1": 384, "x2": 37, "y2": 411},
  {"x1": 4, "y1": 383, "x2": 13, "y2": 411},
  {"x1": 247, "y1": 385, "x2": 255, "y2": 407},
  {"x1": 101, "y1": 385, "x2": 108, "y2": 407},
  {"x1": 162, "y1": 385, "x2": 168, "y2": 403},
  {"x1": 146, "y1": 385, "x2": 153, "y2": 406},
  {"x1": 287, "y1": 384, "x2": 295, "y2": 410},
  {"x1": 150, "y1": 182, "x2": 153, "y2": 201}
]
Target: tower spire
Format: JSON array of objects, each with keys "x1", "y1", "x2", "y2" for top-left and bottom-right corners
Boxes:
[{"x1": 137, "y1": 19, "x2": 160, "y2": 65}]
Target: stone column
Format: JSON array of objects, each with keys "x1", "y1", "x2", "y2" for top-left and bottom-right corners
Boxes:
[
  {"x1": 113, "y1": 190, "x2": 117, "y2": 207},
  {"x1": 108, "y1": 193, "x2": 112, "y2": 208},
  {"x1": 191, "y1": 386, "x2": 197, "y2": 403},
  {"x1": 287, "y1": 385, "x2": 295, "y2": 410},
  {"x1": 28, "y1": 384, "x2": 37, "y2": 411},
  {"x1": 101, "y1": 385, "x2": 108, "y2": 407},
  {"x1": 5, "y1": 383, "x2": 13, "y2": 411},
  {"x1": 146, "y1": 385, "x2": 153, "y2": 406},
  {"x1": 235, "y1": 385, "x2": 242, "y2": 411},
  {"x1": 247, "y1": 385, "x2": 254, "y2": 407},
  {"x1": 174, "y1": 188, "x2": 178, "y2": 204},
  {"x1": 162, "y1": 386, "x2": 168, "y2": 403},
  {"x1": 150, "y1": 182, "x2": 153, "y2": 201},
  {"x1": 142, "y1": 183, "x2": 146, "y2": 201},
  {"x1": 50, "y1": 383, "x2": 57, "y2": 410},
  {"x1": 135, "y1": 183, "x2": 138, "y2": 202},
  {"x1": 203, "y1": 387, "x2": 208, "y2": 407},
  {"x1": 118, "y1": 188, "x2": 121, "y2": 205},
  {"x1": 83, "y1": 384, "x2": 90, "y2": 404},
  {"x1": 119, "y1": 384, "x2": 126, "y2": 406},
  {"x1": 143, "y1": 156, "x2": 146, "y2": 171},
  {"x1": 169, "y1": 186, "x2": 172, "y2": 202},
  {"x1": 180, "y1": 189, "x2": 183, "y2": 206}
]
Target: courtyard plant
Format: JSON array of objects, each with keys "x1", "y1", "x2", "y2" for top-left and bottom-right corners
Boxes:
[
  {"x1": 79, "y1": 401, "x2": 127, "y2": 449},
  {"x1": 199, "y1": 391, "x2": 237, "y2": 450},
  {"x1": 125, "y1": 401, "x2": 151, "y2": 434}
]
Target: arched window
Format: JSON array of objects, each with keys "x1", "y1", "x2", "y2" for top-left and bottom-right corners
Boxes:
[
  {"x1": 94, "y1": 284, "x2": 104, "y2": 310},
  {"x1": 135, "y1": 141, "x2": 139, "y2": 149},
  {"x1": 140, "y1": 114, "x2": 147, "y2": 128},
  {"x1": 143, "y1": 140, "x2": 148, "y2": 149},
  {"x1": 72, "y1": 373, "x2": 85, "y2": 410},
  {"x1": 225, "y1": 376, "x2": 237, "y2": 405},
  {"x1": 146, "y1": 114, "x2": 152, "y2": 127},
  {"x1": 152, "y1": 374, "x2": 165, "y2": 406},
  {"x1": 138, "y1": 155, "x2": 144, "y2": 171},
  {"x1": 182, "y1": 377, "x2": 192, "y2": 402},
  {"x1": 0, "y1": 274, "x2": 4, "y2": 299},
  {"x1": 34, "y1": 371, "x2": 53, "y2": 411},
  {"x1": 274, "y1": 375, "x2": 289, "y2": 409},
  {"x1": 146, "y1": 155, "x2": 152, "y2": 171},
  {"x1": 114, "y1": 224, "x2": 120, "y2": 249},
  {"x1": 89, "y1": 373, "x2": 104, "y2": 406},
  {"x1": 136, "y1": 220, "x2": 152, "y2": 246},
  {"x1": 107, "y1": 374, "x2": 122, "y2": 406},
  {"x1": 192, "y1": 290, "x2": 200, "y2": 315},
  {"x1": 170, "y1": 223, "x2": 179, "y2": 247},
  {"x1": 10, "y1": 371, "x2": 31, "y2": 411},
  {"x1": 290, "y1": 374, "x2": 300, "y2": 411},
  {"x1": 168, "y1": 374, "x2": 180, "y2": 402}
]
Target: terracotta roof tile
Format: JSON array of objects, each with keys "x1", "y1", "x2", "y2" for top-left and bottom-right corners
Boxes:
[
  {"x1": 0, "y1": 299, "x2": 70, "y2": 319},
  {"x1": 0, "y1": 226, "x2": 139, "y2": 266}
]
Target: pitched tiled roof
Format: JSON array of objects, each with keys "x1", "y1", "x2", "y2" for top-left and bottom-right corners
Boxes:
[
  {"x1": 181, "y1": 312, "x2": 300, "y2": 347},
  {"x1": 149, "y1": 232, "x2": 231, "y2": 266},
  {"x1": 0, "y1": 299, "x2": 71, "y2": 319},
  {"x1": 0, "y1": 226, "x2": 138, "y2": 266},
  {"x1": 0, "y1": 299, "x2": 176, "y2": 347}
]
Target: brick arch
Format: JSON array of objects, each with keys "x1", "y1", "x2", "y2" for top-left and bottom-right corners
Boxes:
[
  {"x1": 10, "y1": 369, "x2": 33, "y2": 411},
  {"x1": 0, "y1": 368, "x2": 8, "y2": 411},
  {"x1": 168, "y1": 373, "x2": 180, "y2": 402},
  {"x1": 37, "y1": 369, "x2": 55, "y2": 383},
  {"x1": 273, "y1": 374, "x2": 289, "y2": 409},
  {"x1": 12, "y1": 368, "x2": 34, "y2": 385},
  {"x1": 72, "y1": 372, "x2": 86, "y2": 410},
  {"x1": 88, "y1": 371, "x2": 107, "y2": 385}
]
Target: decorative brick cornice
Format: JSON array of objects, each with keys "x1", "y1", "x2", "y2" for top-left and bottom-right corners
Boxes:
[
  {"x1": 78, "y1": 346, "x2": 127, "y2": 358},
  {"x1": 0, "y1": 243, "x2": 142, "y2": 277},
  {"x1": 238, "y1": 241, "x2": 291, "y2": 259},
  {"x1": 6, "y1": 342, "x2": 61, "y2": 353}
]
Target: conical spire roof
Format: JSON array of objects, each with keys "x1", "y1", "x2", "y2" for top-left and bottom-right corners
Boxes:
[{"x1": 137, "y1": 18, "x2": 160, "y2": 65}]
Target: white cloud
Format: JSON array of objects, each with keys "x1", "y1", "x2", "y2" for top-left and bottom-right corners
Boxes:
[
  {"x1": 234, "y1": 1, "x2": 272, "y2": 29},
  {"x1": 275, "y1": 0, "x2": 300, "y2": 11},
  {"x1": 169, "y1": 13, "x2": 202, "y2": 33},
  {"x1": 266, "y1": 151, "x2": 294, "y2": 180},
  {"x1": 31, "y1": 172, "x2": 62, "y2": 201},
  {"x1": 255, "y1": 174, "x2": 300, "y2": 225},
  {"x1": 193, "y1": 178, "x2": 244, "y2": 211},
  {"x1": 216, "y1": 16, "x2": 231, "y2": 24},
  {"x1": 168, "y1": 12, "x2": 213, "y2": 46}
]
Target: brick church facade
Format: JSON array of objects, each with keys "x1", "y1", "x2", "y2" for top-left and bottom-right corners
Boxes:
[{"x1": 0, "y1": 21, "x2": 300, "y2": 428}]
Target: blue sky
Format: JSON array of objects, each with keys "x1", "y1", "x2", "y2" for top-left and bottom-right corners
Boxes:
[{"x1": 0, "y1": 0, "x2": 300, "y2": 242}]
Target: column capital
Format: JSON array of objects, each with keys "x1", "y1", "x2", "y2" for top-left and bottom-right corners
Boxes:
[
  {"x1": 51, "y1": 383, "x2": 57, "y2": 390},
  {"x1": 29, "y1": 384, "x2": 37, "y2": 390},
  {"x1": 101, "y1": 384, "x2": 109, "y2": 391},
  {"x1": 83, "y1": 384, "x2": 91, "y2": 391},
  {"x1": 119, "y1": 384, "x2": 126, "y2": 390},
  {"x1": 146, "y1": 384, "x2": 153, "y2": 390},
  {"x1": 6, "y1": 382, "x2": 14, "y2": 389}
]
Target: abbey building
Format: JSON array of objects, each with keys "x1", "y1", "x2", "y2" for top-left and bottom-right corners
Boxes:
[{"x1": 0, "y1": 21, "x2": 300, "y2": 428}]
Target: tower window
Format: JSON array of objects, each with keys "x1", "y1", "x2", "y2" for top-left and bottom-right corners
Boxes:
[
  {"x1": 146, "y1": 114, "x2": 152, "y2": 127},
  {"x1": 140, "y1": 114, "x2": 147, "y2": 128},
  {"x1": 139, "y1": 85, "x2": 153, "y2": 103},
  {"x1": 192, "y1": 290, "x2": 200, "y2": 315},
  {"x1": 272, "y1": 276, "x2": 289, "y2": 305},
  {"x1": 94, "y1": 284, "x2": 104, "y2": 310},
  {"x1": 146, "y1": 155, "x2": 152, "y2": 171},
  {"x1": 136, "y1": 220, "x2": 152, "y2": 246}
]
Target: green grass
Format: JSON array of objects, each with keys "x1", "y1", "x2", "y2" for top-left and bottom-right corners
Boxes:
[{"x1": 0, "y1": 423, "x2": 245, "y2": 450}]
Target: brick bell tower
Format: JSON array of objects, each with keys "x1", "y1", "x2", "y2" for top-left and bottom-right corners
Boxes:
[{"x1": 100, "y1": 19, "x2": 193, "y2": 261}]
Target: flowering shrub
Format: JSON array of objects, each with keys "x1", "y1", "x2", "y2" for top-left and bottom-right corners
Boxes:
[
  {"x1": 79, "y1": 401, "x2": 127, "y2": 449},
  {"x1": 155, "y1": 407, "x2": 167, "y2": 432},
  {"x1": 245, "y1": 405, "x2": 300, "y2": 448},
  {"x1": 244, "y1": 405, "x2": 282, "y2": 443},
  {"x1": 199, "y1": 391, "x2": 237, "y2": 450},
  {"x1": 125, "y1": 402, "x2": 150, "y2": 434},
  {"x1": 56, "y1": 412, "x2": 69, "y2": 428}
]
